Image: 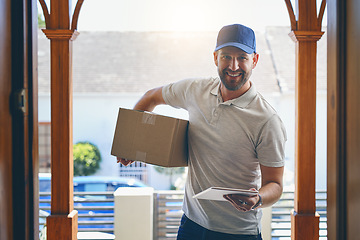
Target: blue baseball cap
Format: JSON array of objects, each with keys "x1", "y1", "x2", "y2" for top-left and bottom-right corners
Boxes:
[{"x1": 215, "y1": 24, "x2": 256, "y2": 54}]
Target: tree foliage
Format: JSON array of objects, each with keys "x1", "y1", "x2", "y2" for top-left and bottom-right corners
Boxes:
[
  {"x1": 154, "y1": 166, "x2": 185, "y2": 176},
  {"x1": 73, "y1": 142, "x2": 101, "y2": 176},
  {"x1": 154, "y1": 166, "x2": 186, "y2": 190},
  {"x1": 38, "y1": 13, "x2": 46, "y2": 29}
]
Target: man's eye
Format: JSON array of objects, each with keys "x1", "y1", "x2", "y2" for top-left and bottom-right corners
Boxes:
[{"x1": 222, "y1": 55, "x2": 232, "y2": 60}]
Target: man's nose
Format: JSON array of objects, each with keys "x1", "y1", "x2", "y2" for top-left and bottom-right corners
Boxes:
[{"x1": 229, "y1": 58, "x2": 239, "y2": 71}]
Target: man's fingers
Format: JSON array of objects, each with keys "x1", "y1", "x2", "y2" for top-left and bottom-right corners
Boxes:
[
  {"x1": 116, "y1": 157, "x2": 134, "y2": 166},
  {"x1": 224, "y1": 194, "x2": 252, "y2": 212},
  {"x1": 123, "y1": 159, "x2": 134, "y2": 166}
]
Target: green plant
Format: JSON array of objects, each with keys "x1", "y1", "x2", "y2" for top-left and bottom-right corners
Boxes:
[
  {"x1": 73, "y1": 142, "x2": 101, "y2": 176},
  {"x1": 38, "y1": 13, "x2": 46, "y2": 28}
]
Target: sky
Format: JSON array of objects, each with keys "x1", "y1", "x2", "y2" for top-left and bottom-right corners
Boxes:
[
  {"x1": 39, "y1": 0, "x2": 327, "y2": 32},
  {"x1": 38, "y1": 0, "x2": 326, "y2": 33},
  {"x1": 77, "y1": 0, "x2": 293, "y2": 32},
  {"x1": 76, "y1": 0, "x2": 292, "y2": 32}
]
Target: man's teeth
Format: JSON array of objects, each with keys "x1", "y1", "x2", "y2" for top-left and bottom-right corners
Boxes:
[{"x1": 227, "y1": 72, "x2": 241, "y2": 77}]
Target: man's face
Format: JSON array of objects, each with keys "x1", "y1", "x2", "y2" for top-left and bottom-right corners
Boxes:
[{"x1": 214, "y1": 46, "x2": 259, "y2": 91}]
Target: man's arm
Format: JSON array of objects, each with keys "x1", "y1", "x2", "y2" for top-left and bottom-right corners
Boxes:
[
  {"x1": 117, "y1": 86, "x2": 166, "y2": 166},
  {"x1": 258, "y1": 165, "x2": 284, "y2": 208},
  {"x1": 133, "y1": 87, "x2": 166, "y2": 111},
  {"x1": 224, "y1": 165, "x2": 284, "y2": 211}
]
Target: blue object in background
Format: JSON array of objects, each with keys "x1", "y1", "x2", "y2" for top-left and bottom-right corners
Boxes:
[{"x1": 38, "y1": 173, "x2": 148, "y2": 232}]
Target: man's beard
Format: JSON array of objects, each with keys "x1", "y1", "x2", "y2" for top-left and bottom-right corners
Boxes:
[{"x1": 218, "y1": 68, "x2": 252, "y2": 91}]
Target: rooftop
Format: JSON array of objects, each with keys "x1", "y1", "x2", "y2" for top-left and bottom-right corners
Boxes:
[{"x1": 38, "y1": 27, "x2": 327, "y2": 94}]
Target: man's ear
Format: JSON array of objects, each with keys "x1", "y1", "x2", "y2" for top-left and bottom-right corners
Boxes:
[
  {"x1": 213, "y1": 51, "x2": 219, "y2": 67},
  {"x1": 252, "y1": 53, "x2": 259, "y2": 69}
]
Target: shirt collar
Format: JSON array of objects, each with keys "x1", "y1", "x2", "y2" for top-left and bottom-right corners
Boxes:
[{"x1": 210, "y1": 79, "x2": 257, "y2": 108}]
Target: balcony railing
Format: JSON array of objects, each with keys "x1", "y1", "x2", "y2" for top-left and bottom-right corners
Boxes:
[
  {"x1": 153, "y1": 190, "x2": 184, "y2": 240},
  {"x1": 39, "y1": 192, "x2": 115, "y2": 233},
  {"x1": 152, "y1": 190, "x2": 327, "y2": 240},
  {"x1": 270, "y1": 190, "x2": 327, "y2": 239},
  {"x1": 39, "y1": 190, "x2": 327, "y2": 239}
]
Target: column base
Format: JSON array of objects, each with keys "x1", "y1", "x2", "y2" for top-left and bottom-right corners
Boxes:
[
  {"x1": 291, "y1": 209, "x2": 320, "y2": 240},
  {"x1": 47, "y1": 210, "x2": 78, "y2": 240}
]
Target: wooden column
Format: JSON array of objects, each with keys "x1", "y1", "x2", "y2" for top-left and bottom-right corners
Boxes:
[
  {"x1": 43, "y1": 29, "x2": 79, "y2": 240},
  {"x1": 284, "y1": 0, "x2": 326, "y2": 239},
  {"x1": 289, "y1": 31, "x2": 322, "y2": 240},
  {"x1": 39, "y1": 0, "x2": 84, "y2": 239}
]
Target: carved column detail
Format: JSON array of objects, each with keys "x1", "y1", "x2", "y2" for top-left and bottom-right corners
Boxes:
[
  {"x1": 284, "y1": 0, "x2": 326, "y2": 239},
  {"x1": 39, "y1": 0, "x2": 84, "y2": 239}
]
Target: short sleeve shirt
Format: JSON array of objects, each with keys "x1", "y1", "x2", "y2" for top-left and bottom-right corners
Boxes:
[{"x1": 162, "y1": 77, "x2": 287, "y2": 235}]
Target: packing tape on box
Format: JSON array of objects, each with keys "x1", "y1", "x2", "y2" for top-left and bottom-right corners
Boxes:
[
  {"x1": 136, "y1": 151, "x2": 147, "y2": 161},
  {"x1": 142, "y1": 113, "x2": 156, "y2": 125}
]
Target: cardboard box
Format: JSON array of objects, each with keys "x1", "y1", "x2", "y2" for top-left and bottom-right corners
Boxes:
[{"x1": 111, "y1": 108, "x2": 188, "y2": 167}]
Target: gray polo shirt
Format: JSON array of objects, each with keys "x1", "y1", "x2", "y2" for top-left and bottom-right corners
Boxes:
[{"x1": 162, "y1": 77, "x2": 286, "y2": 235}]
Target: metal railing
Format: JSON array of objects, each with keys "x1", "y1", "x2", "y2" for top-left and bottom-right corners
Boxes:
[
  {"x1": 39, "y1": 192, "x2": 115, "y2": 233},
  {"x1": 40, "y1": 190, "x2": 327, "y2": 239},
  {"x1": 152, "y1": 190, "x2": 327, "y2": 240},
  {"x1": 271, "y1": 190, "x2": 327, "y2": 239},
  {"x1": 153, "y1": 191, "x2": 184, "y2": 240}
]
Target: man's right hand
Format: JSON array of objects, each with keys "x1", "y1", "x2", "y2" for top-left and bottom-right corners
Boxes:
[{"x1": 117, "y1": 157, "x2": 134, "y2": 166}]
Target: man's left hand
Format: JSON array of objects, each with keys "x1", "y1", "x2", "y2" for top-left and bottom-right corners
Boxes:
[{"x1": 223, "y1": 189, "x2": 260, "y2": 212}]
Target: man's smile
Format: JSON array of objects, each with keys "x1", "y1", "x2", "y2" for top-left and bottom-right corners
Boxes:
[{"x1": 226, "y1": 71, "x2": 242, "y2": 78}]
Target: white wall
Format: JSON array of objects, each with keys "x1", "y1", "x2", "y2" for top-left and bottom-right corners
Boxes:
[
  {"x1": 263, "y1": 92, "x2": 327, "y2": 191},
  {"x1": 38, "y1": 91, "x2": 327, "y2": 190}
]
